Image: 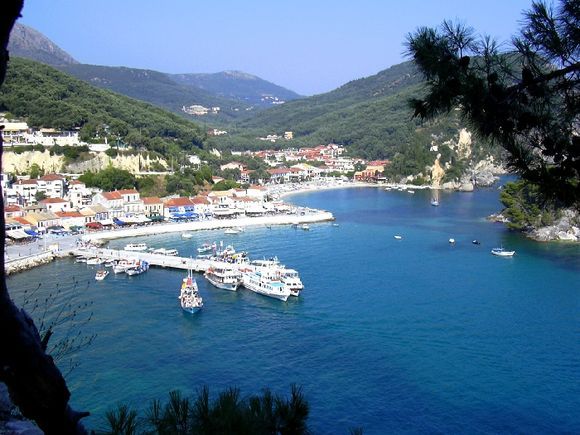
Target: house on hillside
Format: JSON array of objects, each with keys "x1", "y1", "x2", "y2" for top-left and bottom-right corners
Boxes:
[
  {"x1": 37, "y1": 174, "x2": 66, "y2": 198},
  {"x1": 12, "y1": 179, "x2": 38, "y2": 205},
  {"x1": 39, "y1": 197, "x2": 71, "y2": 213}
]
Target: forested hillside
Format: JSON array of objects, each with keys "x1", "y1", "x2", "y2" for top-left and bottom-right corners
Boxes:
[
  {"x1": 0, "y1": 58, "x2": 205, "y2": 158},
  {"x1": 58, "y1": 64, "x2": 251, "y2": 121}
]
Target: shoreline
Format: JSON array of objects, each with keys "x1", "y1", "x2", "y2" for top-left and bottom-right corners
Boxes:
[{"x1": 82, "y1": 211, "x2": 335, "y2": 242}]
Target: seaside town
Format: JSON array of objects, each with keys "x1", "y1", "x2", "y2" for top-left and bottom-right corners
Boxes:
[{"x1": 1, "y1": 115, "x2": 397, "y2": 252}]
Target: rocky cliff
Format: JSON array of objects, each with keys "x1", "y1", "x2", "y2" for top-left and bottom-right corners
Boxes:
[{"x1": 2, "y1": 150, "x2": 168, "y2": 174}]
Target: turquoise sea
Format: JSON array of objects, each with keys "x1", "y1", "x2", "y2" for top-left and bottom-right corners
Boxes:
[{"x1": 7, "y1": 185, "x2": 580, "y2": 433}]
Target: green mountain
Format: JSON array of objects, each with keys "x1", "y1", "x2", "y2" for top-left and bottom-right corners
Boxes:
[
  {"x1": 218, "y1": 61, "x2": 429, "y2": 158},
  {"x1": 170, "y1": 70, "x2": 302, "y2": 107},
  {"x1": 8, "y1": 22, "x2": 78, "y2": 66},
  {"x1": 0, "y1": 57, "x2": 205, "y2": 157},
  {"x1": 57, "y1": 63, "x2": 251, "y2": 121}
]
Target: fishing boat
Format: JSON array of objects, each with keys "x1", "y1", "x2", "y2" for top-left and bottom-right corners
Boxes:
[
  {"x1": 205, "y1": 265, "x2": 242, "y2": 291},
  {"x1": 179, "y1": 268, "x2": 203, "y2": 313},
  {"x1": 241, "y1": 270, "x2": 291, "y2": 301},
  {"x1": 95, "y1": 269, "x2": 109, "y2": 281},
  {"x1": 124, "y1": 243, "x2": 147, "y2": 252},
  {"x1": 181, "y1": 232, "x2": 194, "y2": 239},
  {"x1": 491, "y1": 247, "x2": 515, "y2": 257}
]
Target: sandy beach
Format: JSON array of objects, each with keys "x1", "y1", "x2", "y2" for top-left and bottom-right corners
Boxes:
[{"x1": 82, "y1": 210, "x2": 334, "y2": 242}]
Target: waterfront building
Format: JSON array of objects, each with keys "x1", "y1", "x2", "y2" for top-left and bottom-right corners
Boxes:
[{"x1": 142, "y1": 196, "x2": 164, "y2": 218}]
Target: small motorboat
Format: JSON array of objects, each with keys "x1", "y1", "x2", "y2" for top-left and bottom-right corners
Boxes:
[
  {"x1": 394, "y1": 235, "x2": 403, "y2": 240},
  {"x1": 300, "y1": 224, "x2": 310, "y2": 231},
  {"x1": 95, "y1": 269, "x2": 109, "y2": 281},
  {"x1": 449, "y1": 238, "x2": 456, "y2": 244},
  {"x1": 181, "y1": 232, "x2": 194, "y2": 239},
  {"x1": 491, "y1": 247, "x2": 515, "y2": 257},
  {"x1": 431, "y1": 199, "x2": 439, "y2": 206},
  {"x1": 472, "y1": 240, "x2": 481, "y2": 245}
]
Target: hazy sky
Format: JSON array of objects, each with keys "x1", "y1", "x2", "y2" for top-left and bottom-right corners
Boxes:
[{"x1": 19, "y1": 0, "x2": 533, "y2": 95}]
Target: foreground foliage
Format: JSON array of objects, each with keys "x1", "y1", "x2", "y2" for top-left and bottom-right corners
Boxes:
[
  {"x1": 406, "y1": 0, "x2": 580, "y2": 205},
  {"x1": 499, "y1": 180, "x2": 565, "y2": 230},
  {"x1": 99, "y1": 385, "x2": 309, "y2": 435}
]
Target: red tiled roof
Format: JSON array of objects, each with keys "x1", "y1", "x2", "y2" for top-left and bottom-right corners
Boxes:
[
  {"x1": 55, "y1": 211, "x2": 83, "y2": 218},
  {"x1": 69, "y1": 180, "x2": 84, "y2": 185},
  {"x1": 40, "y1": 173, "x2": 64, "y2": 181},
  {"x1": 164, "y1": 197, "x2": 195, "y2": 207},
  {"x1": 267, "y1": 168, "x2": 292, "y2": 175},
  {"x1": 39, "y1": 198, "x2": 68, "y2": 204},
  {"x1": 191, "y1": 196, "x2": 210, "y2": 205},
  {"x1": 13, "y1": 216, "x2": 32, "y2": 225},
  {"x1": 142, "y1": 196, "x2": 162, "y2": 205},
  {"x1": 118, "y1": 189, "x2": 138, "y2": 195},
  {"x1": 5, "y1": 205, "x2": 21, "y2": 212},
  {"x1": 102, "y1": 191, "x2": 122, "y2": 200},
  {"x1": 16, "y1": 179, "x2": 38, "y2": 185}
]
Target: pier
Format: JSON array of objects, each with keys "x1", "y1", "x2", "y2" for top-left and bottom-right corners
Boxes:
[{"x1": 73, "y1": 247, "x2": 237, "y2": 273}]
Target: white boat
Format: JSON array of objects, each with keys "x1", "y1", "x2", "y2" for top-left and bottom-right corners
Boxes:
[
  {"x1": 300, "y1": 224, "x2": 310, "y2": 231},
  {"x1": 152, "y1": 248, "x2": 179, "y2": 256},
  {"x1": 181, "y1": 232, "x2": 194, "y2": 239},
  {"x1": 75, "y1": 256, "x2": 87, "y2": 263},
  {"x1": 113, "y1": 259, "x2": 139, "y2": 274},
  {"x1": 179, "y1": 268, "x2": 203, "y2": 313},
  {"x1": 95, "y1": 269, "x2": 109, "y2": 281},
  {"x1": 431, "y1": 199, "x2": 440, "y2": 206},
  {"x1": 125, "y1": 261, "x2": 149, "y2": 276},
  {"x1": 205, "y1": 265, "x2": 241, "y2": 291},
  {"x1": 241, "y1": 270, "x2": 291, "y2": 301},
  {"x1": 279, "y1": 268, "x2": 304, "y2": 297},
  {"x1": 224, "y1": 228, "x2": 241, "y2": 234},
  {"x1": 197, "y1": 242, "x2": 216, "y2": 253},
  {"x1": 491, "y1": 247, "x2": 515, "y2": 257},
  {"x1": 86, "y1": 257, "x2": 105, "y2": 265},
  {"x1": 394, "y1": 235, "x2": 403, "y2": 240},
  {"x1": 449, "y1": 238, "x2": 456, "y2": 244},
  {"x1": 124, "y1": 243, "x2": 147, "y2": 252},
  {"x1": 332, "y1": 223, "x2": 339, "y2": 227}
]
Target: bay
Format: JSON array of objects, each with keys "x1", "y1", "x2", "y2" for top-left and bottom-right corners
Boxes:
[{"x1": 7, "y1": 185, "x2": 580, "y2": 433}]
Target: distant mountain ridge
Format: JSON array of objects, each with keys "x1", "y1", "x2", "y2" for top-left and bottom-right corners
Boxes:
[
  {"x1": 8, "y1": 23, "x2": 301, "y2": 119},
  {"x1": 57, "y1": 63, "x2": 252, "y2": 121},
  {"x1": 8, "y1": 22, "x2": 78, "y2": 66},
  {"x1": 171, "y1": 71, "x2": 302, "y2": 106}
]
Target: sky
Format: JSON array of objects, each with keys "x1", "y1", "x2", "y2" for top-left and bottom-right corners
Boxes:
[{"x1": 19, "y1": 0, "x2": 534, "y2": 96}]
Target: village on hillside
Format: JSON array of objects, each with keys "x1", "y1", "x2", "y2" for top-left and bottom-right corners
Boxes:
[{"x1": 0, "y1": 113, "x2": 400, "y2": 245}]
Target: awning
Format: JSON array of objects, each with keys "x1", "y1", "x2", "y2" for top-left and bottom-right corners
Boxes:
[
  {"x1": 98, "y1": 219, "x2": 114, "y2": 226},
  {"x1": 113, "y1": 217, "x2": 127, "y2": 225},
  {"x1": 24, "y1": 229, "x2": 40, "y2": 237},
  {"x1": 7, "y1": 229, "x2": 32, "y2": 240}
]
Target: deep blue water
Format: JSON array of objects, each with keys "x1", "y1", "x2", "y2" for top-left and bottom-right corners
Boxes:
[{"x1": 7, "y1": 186, "x2": 580, "y2": 434}]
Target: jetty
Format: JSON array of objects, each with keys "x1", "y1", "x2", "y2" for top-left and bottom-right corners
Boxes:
[{"x1": 74, "y1": 247, "x2": 236, "y2": 273}]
